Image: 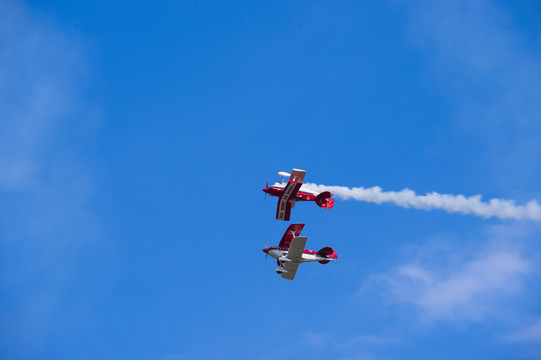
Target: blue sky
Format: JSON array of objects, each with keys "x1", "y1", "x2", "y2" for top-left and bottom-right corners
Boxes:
[{"x1": 2, "y1": 0, "x2": 541, "y2": 359}]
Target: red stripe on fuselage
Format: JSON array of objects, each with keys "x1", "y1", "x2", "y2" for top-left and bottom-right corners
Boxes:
[
  {"x1": 268, "y1": 246, "x2": 324, "y2": 255},
  {"x1": 265, "y1": 187, "x2": 317, "y2": 201}
]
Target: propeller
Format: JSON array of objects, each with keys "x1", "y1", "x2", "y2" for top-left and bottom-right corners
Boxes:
[
  {"x1": 265, "y1": 179, "x2": 268, "y2": 199},
  {"x1": 265, "y1": 240, "x2": 269, "y2": 262}
]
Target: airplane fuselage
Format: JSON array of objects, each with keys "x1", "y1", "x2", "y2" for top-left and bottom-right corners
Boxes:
[
  {"x1": 263, "y1": 182, "x2": 319, "y2": 201},
  {"x1": 263, "y1": 246, "x2": 335, "y2": 264},
  {"x1": 262, "y1": 222, "x2": 338, "y2": 280}
]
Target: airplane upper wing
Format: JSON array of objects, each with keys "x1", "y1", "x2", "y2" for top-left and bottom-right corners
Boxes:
[
  {"x1": 286, "y1": 236, "x2": 307, "y2": 261},
  {"x1": 281, "y1": 262, "x2": 300, "y2": 280},
  {"x1": 278, "y1": 223, "x2": 305, "y2": 248},
  {"x1": 276, "y1": 169, "x2": 306, "y2": 221}
]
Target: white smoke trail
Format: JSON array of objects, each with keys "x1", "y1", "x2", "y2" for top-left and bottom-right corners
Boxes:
[{"x1": 305, "y1": 184, "x2": 541, "y2": 223}]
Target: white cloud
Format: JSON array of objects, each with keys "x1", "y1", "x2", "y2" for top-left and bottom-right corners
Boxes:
[
  {"x1": 406, "y1": 0, "x2": 541, "y2": 191},
  {"x1": 506, "y1": 319, "x2": 541, "y2": 343},
  {"x1": 339, "y1": 2, "x2": 541, "y2": 355},
  {"x1": 395, "y1": 252, "x2": 529, "y2": 320},
  {"x1": 302, "y1": 331, "x2": 395, "y2": 348},
  {"x1": 0, "y1": 1, "x2": 100, "y2": 356},
  {"x1": 301, "y1": 331, "x2": 395, "y2": 360},
  {"x1": 362, "y1": 225, "x2": 537, "y2": 323},
  {"x1": 0, "y1": 2, "x2": 79, "y2": 189}
]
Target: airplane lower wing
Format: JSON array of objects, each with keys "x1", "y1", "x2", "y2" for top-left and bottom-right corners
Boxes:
[
  {"x1": 286, "y1": 236, "x2": 307, "y2": 261},
  {"x1": 281, "y1": 262, "x2": 300, "y2": 280},
  {"x1": 276, "y1": 169, "x2": 306, "y2": 221},
  {"x1": 280, "y1": 236, "x2": 307, "y2": 280}
]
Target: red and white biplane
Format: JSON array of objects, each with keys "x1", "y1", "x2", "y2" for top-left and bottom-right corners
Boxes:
[
  {"x1": 262, "y1": 169, "x2": 334, "y2": 221},
  {"x1": 262, "y1": 223, "x2": 338, "y2": 280}
]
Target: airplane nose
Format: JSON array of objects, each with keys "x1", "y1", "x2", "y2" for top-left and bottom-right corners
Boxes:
[{"x1": 262, "y1": 248, "x2": 268, "y2": 253}]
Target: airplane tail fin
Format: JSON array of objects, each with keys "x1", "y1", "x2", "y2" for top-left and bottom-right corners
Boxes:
[
  {"x1": 316, "y1": 247, "x2": 338, "y2": 264},
  {"x1": 315, "y1": 191, "x2": 334, "y2": 209}
]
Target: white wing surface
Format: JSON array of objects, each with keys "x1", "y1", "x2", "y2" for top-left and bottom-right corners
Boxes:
[
  {"x1": 281, "y1": 262, "x2": 300, "y2": 280},
  {"x1": 286, "y1": 236, "x2": 307, "y2": 261},
  {"x1": 275, "y1": 169, "x2": 306, "y2": 221}
]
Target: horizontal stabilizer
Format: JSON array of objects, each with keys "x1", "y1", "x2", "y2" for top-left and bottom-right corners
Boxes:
[
  {"x1": 316, "y1": 247, "x2": 338, "y2": 264},
  {"x1": 315, "y1": 191, "x2": 334, "y2": 209}
]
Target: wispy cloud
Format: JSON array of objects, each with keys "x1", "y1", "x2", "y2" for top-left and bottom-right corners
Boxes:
[
  {"x1": 384, "y1": 251, "x2": 529, "y2": 321},
  {"x1": 393, "y1": 0, "x2": 541, "y2": 334},
  {"x1": 506, "y1": 319, "x2": 541, "y2": 343},
  {"x1": 341, "y1": 1, "x2": 541, "y2": 356},
  {"x1": 0, "y1": 1, "x2": 99, "y2": 357},
  {"x1": 0, "y1": 1, "x2": 92, "y2": 190},
  {"x1": 406, "y1": 0, "x2": 541, "y2": 191},
  {"x1": 361, "y1": 225, "x2": 537, "y2": 323},
  {"x1": 301, "y1": 331, "x2": 395, "y2": 360}
]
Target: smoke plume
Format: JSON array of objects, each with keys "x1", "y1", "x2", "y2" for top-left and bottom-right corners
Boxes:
[{"x1": 305, "y1": 184, "x2": 541, "y2": 223}]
